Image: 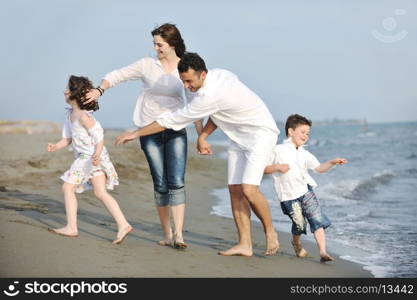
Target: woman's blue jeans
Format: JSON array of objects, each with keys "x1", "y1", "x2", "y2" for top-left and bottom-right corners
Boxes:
[{"x1": 140, "y1": 128, "x2": 187, "y2": 207}]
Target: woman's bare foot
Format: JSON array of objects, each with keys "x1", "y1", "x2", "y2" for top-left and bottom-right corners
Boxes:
[
  {"x1": 218, "y1": 245, "x2": 253, "y2": 257},
  {"x1": 265, "y1": 231, "x2": 279, "y2": 256},
  {"x1": 173, "y1": 233, "x2": 186, "y2": 244},
  {"x1": 48, "y1": 227, "x2": 78, "y2": 237},
  {"x1": 158, "y1": 239, "x2": 173, "y2": 246},
  {"x1": 173, "y1": 235, "x2": 188, "y2": 250},
  {"x1": 112, "y1": 225, "x2": 133, "y2": 244},
  {"x1": 320, "y1": 253, "x2": 335, "y2": 262},
  {"x1": 158, "y1": 232, "x2": 173, "y2": 246}
]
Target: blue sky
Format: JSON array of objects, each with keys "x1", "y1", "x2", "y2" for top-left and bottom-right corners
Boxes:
[{"x1": 0, "y1": 0, "x2": 416, "y2": 128}]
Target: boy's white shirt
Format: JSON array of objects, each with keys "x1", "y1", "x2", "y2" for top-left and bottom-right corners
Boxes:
[{"x1": 268, "y1": 137, "x2": 320, "y2": 201}]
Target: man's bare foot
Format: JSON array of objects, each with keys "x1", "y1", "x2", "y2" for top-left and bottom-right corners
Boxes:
[
  {"x1": 48, "y1": 227, "x2": 78, "y2": 237},
  {"x1": 265, "y1": 231, "x2": 279, "y2": 256},
  {"x1": 320, "y1": 253, "x2": 335, "y2": 262},
  {"x1": 218, "y1": 245, "x2": 253, "y2": 257},
  {"x1": 112, "y1": 225, "x2": 133, "y2": 245}
]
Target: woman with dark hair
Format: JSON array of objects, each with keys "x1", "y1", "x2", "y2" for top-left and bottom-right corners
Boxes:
[{"x1": 85, "y1": 23, "x2": 201, "y2": 249}]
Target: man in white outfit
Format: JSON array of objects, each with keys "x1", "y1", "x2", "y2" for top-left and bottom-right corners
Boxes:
[{"x1": 116, "y1": 52, "x2": 280, "y2": 256}]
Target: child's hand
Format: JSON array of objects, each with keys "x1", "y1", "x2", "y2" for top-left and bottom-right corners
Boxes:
[
  {"x1": 197, "y1": 137, "x2": 213, "y2": 155},
  {"x1": 115, "y1": 132, "x2": 136, "y2": 145},
  {"x1": 47, "y1": 143, "x2": 57, "y2": 152},
  {"x1": 331, "y1": 158, "x2": 347, "y2": 165},
  {"x1": 92, "y1": 153, "x2": 100, "y2": 166},
  {"x1": 276, "y1": 164, "x2": 290, "y2": 173}
]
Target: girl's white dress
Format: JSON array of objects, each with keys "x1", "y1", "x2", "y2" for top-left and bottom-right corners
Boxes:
[{"x1": 60, "y1": 110, "x2": 119, "y2": 193}]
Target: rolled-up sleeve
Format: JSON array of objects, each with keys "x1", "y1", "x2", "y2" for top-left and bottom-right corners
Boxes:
[
  {"x1": 103, "y1": 58, "x2": 148, "y2": 87},
  {"x1": 156, "y1": 95, "x2": 219, "y2": 131}
]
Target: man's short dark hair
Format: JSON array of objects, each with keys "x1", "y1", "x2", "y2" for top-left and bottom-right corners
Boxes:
[
  {"x1": 285, "y1": 114, "x2": 312, "y2": 136},
  {"x1": 178, "y1": 52, "x2": 208, "y2": 74}
]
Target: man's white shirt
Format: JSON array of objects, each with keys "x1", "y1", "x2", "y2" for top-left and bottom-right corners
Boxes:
[{"x1": 156, "y1": 68, "x2": 279, "y2": 150}]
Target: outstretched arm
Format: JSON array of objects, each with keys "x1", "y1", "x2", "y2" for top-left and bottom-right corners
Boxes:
[
  {"x1": 47, "y1": 138, "x2": 72, "y2": 152},
  {"x1": 84, "y1": 59, "x2": 147, "y2": 104},
  {"x1": 315, "y1": 158, "x2": 347, "y2": 173},
  {"x1": 115, "y1": 121, "x2": 166, "y2": 145},
  {"x1": 197, "y1": 118, "x2": 217, "y2": 155},
  {"x1": 115, "y1": 92, "x2": 221, "y2": 146}
]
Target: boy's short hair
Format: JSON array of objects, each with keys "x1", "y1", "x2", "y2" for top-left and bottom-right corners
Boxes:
[
  {"x1": 178, "y1": 52, "x2": 208, "y2": 74},
  {"x1": 285, "y1": 114, "x2": 312, "y2": 136}
]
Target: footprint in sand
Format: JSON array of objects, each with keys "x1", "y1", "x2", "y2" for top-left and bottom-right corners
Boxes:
[
  {"x1": 27, "y1": 159, "x2": 48, "y2": 168},
  {"x1": 8, "y1": 219, "x2": 45, "y2": 230}
]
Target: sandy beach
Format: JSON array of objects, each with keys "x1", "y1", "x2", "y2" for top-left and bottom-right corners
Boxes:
[{"x1": 0, "y1": 128, "x2": 372, "y2": 277}]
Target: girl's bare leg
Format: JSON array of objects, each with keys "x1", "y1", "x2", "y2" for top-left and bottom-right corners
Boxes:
[
  {"x1": 50, "y1": 182, "x2": 79, "y2": 237},
  {"x1": 91, "y1": 174, "x2": 132, "y2": 243}
]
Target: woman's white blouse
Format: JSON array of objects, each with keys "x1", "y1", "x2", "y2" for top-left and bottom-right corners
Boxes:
[{"x1": 104, "y1": 57, "x2": 187, "y2": 128}]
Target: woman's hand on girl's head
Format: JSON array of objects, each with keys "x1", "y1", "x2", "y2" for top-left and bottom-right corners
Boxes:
[{"x1": 83, "y1": 89, "x2": 100, "y2": 104}]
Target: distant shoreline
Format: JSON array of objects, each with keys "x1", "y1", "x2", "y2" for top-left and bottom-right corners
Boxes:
[{"x1": 1, "y1": 119, "x2": 416, "y2": 135}]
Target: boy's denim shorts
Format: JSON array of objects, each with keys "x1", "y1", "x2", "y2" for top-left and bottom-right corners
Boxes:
[{"x1": 280, "y1": 186, "x2": 331, "y2": 235}]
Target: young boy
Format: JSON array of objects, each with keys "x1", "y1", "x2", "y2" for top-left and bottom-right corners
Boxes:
[{"x1": 265, "y1": 114, "x2": 347, "y2": 262}]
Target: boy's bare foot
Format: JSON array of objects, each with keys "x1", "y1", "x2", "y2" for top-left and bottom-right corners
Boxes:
[
  {"x1": 112, "y1": 225, "x2": 133, "y2": 245},
  {"x1": 265, "y1": 231, "x2": 279, "y2": 256},
  {"x1": 48, "y1": 227, "x2": 78, "y2": 237},
  {"x1": 218, "y1": 245, "x2": 253, "y2": 257},
  {"x1": 320, "y1": 253, "x2": 335, "y2": 262},
  {"x1": 292, "y1": 241, "x2": 308, "y2": 258}
]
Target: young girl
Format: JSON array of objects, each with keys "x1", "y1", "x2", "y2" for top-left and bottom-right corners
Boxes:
[{"x1": 47, "y1": 75, "x2": 132, "y2": 244}]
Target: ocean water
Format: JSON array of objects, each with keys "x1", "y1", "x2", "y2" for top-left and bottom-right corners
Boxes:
[{"x1": 195, "y1": 121, "x2": 417, "y2": 278}]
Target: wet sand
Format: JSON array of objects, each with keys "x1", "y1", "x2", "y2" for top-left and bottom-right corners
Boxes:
[{"x1": 0, "y1": 129, "x2": 371, "y2": 277}]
